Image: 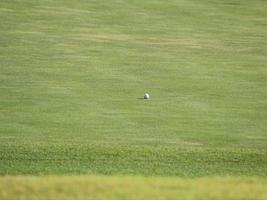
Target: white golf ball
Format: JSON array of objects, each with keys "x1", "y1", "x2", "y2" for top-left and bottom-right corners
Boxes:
[{"x1": 144, "y1": 93, "x2": 150, "y2": 99}]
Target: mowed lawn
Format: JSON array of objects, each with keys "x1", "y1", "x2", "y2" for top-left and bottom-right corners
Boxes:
[{"x1": 0, "y1": 0, "x2": 267, "y2": 198}]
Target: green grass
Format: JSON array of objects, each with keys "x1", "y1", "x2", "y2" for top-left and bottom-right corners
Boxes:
[
  {"x1": 1, "y1": 176, "x2": 267, "y2": 200},
  {"x1": 1, "y1": 0, "x2": 267, "y2": 179},
  {"x1": 1, "y1": 0, "x2": 267, "y2": 198},
  {"x1": 0, "y1": 0, "x2": 267, "y2": 200}
]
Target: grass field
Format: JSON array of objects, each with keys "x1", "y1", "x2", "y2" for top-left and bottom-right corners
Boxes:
[{"x1": 0, "y1": 0, "x2": 267, "y2": 199}]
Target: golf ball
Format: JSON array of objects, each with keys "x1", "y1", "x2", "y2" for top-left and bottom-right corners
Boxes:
[{"x1": 144, "y1": 93, "x2": 150, "y2": 99}]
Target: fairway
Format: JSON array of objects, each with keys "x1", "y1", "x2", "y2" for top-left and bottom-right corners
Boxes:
[{"x1": 0, "y1": 0, "x2": 267, "y2": 199}]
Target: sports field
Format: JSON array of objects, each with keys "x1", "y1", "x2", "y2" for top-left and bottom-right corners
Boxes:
[{"x1": 0, "y1": 0, "x2": 267, "y2": 199}]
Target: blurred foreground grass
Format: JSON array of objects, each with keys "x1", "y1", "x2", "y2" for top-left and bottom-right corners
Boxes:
[{"x1": 1, "y1": 176, "x2": 267, "y2": 200}]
